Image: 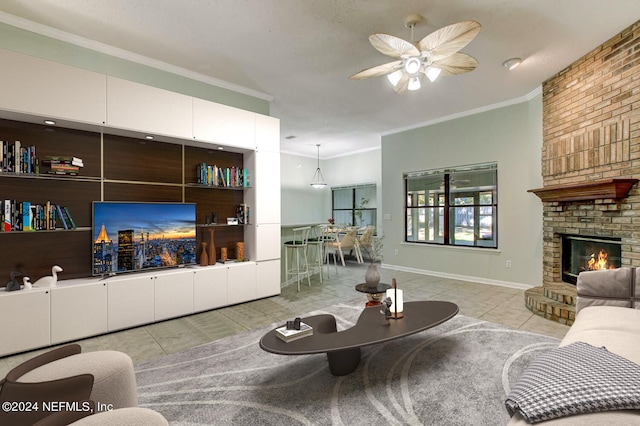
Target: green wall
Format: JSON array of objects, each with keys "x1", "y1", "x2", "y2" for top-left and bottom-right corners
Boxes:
[
  {"x1": 381, "y1": 95, "x2": 543, "y2": 288},
  {"x1": 0, "y1": 22, "x2": 269, "y2": 115}
]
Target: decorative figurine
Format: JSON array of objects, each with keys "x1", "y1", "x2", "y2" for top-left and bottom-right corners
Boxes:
[
  {"x1": 5, "y1": 271, "x2": 22, "y2": 292},
  {"x1": 33, "y1": 265, "x2": 63, "y2": 288},
  {"x1": 23, "y1": 276, "x2": 32, "y2": 290},
  {"x1": 380, "y1": 296, "x2": 393, "y2": 321}
]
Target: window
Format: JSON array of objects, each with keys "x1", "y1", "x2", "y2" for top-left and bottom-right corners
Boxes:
[
  {"x1": 405, "y1": 163, "x2": 497, "y2": 248},
  {"x1": 332, "y1": 184, "x2": 377, "y2": 228}
]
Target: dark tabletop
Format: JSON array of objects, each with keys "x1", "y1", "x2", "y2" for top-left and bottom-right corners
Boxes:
[
  {"x1": 259, "y1": 300, "x2": 459, "y2": 355},
  {"x1": 354, "y1": 282, "x2": 392, "y2": 294}
]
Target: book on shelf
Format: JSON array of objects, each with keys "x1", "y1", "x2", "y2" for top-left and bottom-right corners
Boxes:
[
  {"x1": 0, "y1": 200, "x2": 76, "y2": 231},
  {"x1": 43, "y1": 156, "x2": 84, "y2": 167},
  {"x1": 275, "y1": 322, "x2": 313, "y2": 342},
  {"x1": 195, "y1": 162, "x2": 248, "y2": 188}
]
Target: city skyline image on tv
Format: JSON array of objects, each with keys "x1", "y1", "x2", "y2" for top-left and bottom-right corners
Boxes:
[{"x1": 92, "y1": 202, "x2": 197, "y2": 276}]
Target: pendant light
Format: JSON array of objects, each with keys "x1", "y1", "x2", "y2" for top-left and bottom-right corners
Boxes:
[{"x1": 310, "y1": 144, "x2": 327, "y2": 189}]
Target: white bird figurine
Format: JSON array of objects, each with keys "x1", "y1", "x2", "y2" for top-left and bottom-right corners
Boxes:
[
  {"x1": 33, "y1": 265, "x2": 63, "y2": 288},
  {"x1": 23, "y1": 276, "x2": 32, "y2": 290}
]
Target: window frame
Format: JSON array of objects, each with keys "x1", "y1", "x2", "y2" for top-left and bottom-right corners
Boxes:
[
  {"x1": 404, "y1": 163, "x2": 497, "y2": 248},
  {"x1": 331, "y1": 184, "x2": 377, "y2": 228}
]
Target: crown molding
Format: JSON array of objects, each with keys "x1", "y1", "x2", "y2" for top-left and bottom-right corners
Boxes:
[{"x1": 0, "y1": 12, "x2": 274, "y2": 102}]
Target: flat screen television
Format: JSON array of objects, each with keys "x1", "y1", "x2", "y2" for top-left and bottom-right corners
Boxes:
[{"x1": 92, "y1": 202, "x2": 197, "y2": 276}]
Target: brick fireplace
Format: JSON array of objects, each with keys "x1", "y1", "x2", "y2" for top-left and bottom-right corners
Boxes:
[{"x1": 525, "y1": 20, "x2": 640, "y2": 325}]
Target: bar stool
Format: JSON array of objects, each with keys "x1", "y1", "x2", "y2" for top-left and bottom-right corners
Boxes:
[
  {"x1": 306, "y1": 225, "x2": 325, "y2": 283},
  {"x1": 284, "y1": 226, "x2": 311, "y2": 291}
]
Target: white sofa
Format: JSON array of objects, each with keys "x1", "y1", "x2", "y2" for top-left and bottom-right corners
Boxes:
[{"x1": 508, "y1": 267, "x2": 640, "y2": 424}]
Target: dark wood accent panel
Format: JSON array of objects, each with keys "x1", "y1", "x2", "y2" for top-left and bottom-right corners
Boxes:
[
  {"x1": 528, "y1": 179, "x2": 639, "y2": 202},
  {"x1": 103, "y1": 134, "x2": 182, "y2": 183},
  {"x1": 185, "y1": 186, "x2": 243, "y2": 225},
  {"x1": 104, "y1": 182, "x2": 183, "y2": 202},
  {"x1": 0, "y1": 230, "x2": 92, "y2": 282},
  {"x1": 197, "y1": 225, "x2": 245, "y2": 261},
  {"x1": 0, "y1": 119, "x2": 101, "y2": 177},
  {"x1": 184, "y1": 146, "x2": 243, "y2": 185},
  {"x1": 0, "y1": 179, "x2": 100, "y2": 228}
]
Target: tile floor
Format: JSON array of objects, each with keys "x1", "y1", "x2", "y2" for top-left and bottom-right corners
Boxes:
[{"x1": 0, "y1": 261, "x2": 570, "y2": 375}]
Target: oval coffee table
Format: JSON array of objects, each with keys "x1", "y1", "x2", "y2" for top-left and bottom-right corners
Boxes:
[{"x1": 259, "y1": 301, "x2": 459, "y2": 376}]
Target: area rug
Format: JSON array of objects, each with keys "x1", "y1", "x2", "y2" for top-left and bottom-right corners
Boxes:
[{"x1": 135, "y1": 302, "x2": 560, "y2": 425}]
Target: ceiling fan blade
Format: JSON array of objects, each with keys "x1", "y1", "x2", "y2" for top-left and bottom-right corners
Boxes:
[
  {"x1": 349, "y1": 60, "x2": 402, "y2": 80},
  {"x1": 393, "y1": 73, "x2": 410, "y2": 94},
  {"x1": 418, "y1": 20, "x2": 481, "y2": 61},
  {"x1": 369, "y1": 34, "x2": 420, "y2": 58},
  {"x1": 432, "y1": 52, "x2": 479, "y2": 76}
]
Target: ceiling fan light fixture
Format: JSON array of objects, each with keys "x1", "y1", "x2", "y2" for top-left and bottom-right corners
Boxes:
[
  {"x1": 426, "y1": 66, "x2": 441, "y2": 82},
  {"x1": 387, "y1": 70, "x2": 403, "y2": 87},
  {"x1": 310, "y1": 144, "x2": 327, "y2": 189},
  {"x1": 404, "y1": 57, "x2": 421, "y2": 75},
  {"x1": 408, "y1": 76, "x2": 421, "y2": 91},
  {"x1": 503, "y1": 58, "x2": 521, "y2": 70}
]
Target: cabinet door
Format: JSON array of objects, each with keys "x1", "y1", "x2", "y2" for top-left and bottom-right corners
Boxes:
[
  {"x1": 227, "y1": 262, "x2": 256, "y2": 305},
  {"x1": 256, "y1": 260, "x2": 281, "y2": 299},
  {"x1": 154, "y1": 270, "x2": 194, "y2": 321},
  {"x1": 0, "y1": 289, "x2": 50, "y2": 356},
  {"x1": 106, "y1": 76, "x2": 192, "y2": 139},
  {"x1": 255, "y1": 223, "x2": 281, "y2": 261},
  {"x1": 193, "y1": 266, "x2": 228, "y2": 312},
  {"x1": 254, "y1": 150, "x2": 281, "y2": 224},
  {"x1": 0, "y1": 48, "x2": 106, "y2": 125},
  {"x1": 107, "y1": 275, "x2": 155, "y2": 331},
  {"x1": 193, "y1": 98, "x2": 256, "y2": 149},
  {"x1": 51, "y1": 283, "x2": 108, "y2": 344},
  {"x1": 255, "y1": 114, "x2": 280, "y2": 152}
]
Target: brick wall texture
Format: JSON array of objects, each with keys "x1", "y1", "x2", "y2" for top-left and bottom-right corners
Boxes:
[{"x1": 541, "y1": 20, "x2": 640, "y2": 284}]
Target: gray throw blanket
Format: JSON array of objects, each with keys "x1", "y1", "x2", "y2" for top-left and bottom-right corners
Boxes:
[{"x1": 505, "y1": 342, "x2": 640, "y2": 423}]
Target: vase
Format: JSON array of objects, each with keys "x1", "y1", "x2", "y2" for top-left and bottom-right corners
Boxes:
[
  {"x1": 200, "y1": 242, "x2": 209, "y2": 266},
  {"x1": 365, "y1": 263, "x2": 380, "y2": 288},
  {"x1": 208, "y1": 228, "x2": 216, "y2": 265}
]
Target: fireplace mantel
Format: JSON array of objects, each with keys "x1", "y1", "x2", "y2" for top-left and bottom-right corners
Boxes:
[{"x1": 528, "y1": 178, "x2": 638, "y2": 202}]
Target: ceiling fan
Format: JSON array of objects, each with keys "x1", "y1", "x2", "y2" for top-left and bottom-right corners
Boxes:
[{"x1": 350, "y1": 14, "x2": 481, "y2": 93}]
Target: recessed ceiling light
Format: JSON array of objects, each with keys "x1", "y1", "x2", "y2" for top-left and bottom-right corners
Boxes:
[
  {"x1": 44, "y1": 120, "x2": 56, "y2": 125},
  {"x1": 503, "y1": 58, "x2": 522, "y2": 70},
  {"x1": 145, "y1": 135, "x2": 154, "y2": 140},
  {"x1": 217, "y1": 146, "x2": 224, "y2": 150}
]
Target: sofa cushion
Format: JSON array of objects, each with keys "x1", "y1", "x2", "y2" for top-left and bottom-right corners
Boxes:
[
  {"x1": 506, "y1": 342, "x2": 640, "y2": 423},
  {"x1": 576, "y1": 268, "x2": 635, "y2": 313},
  {"x1": 561, "y1": 305, "x2": 640, "y2": 365}
]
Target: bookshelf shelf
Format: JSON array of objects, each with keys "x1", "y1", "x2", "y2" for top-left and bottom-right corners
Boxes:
[
  {"x1": 185, "y1": 183, "x2": 250, "y2": 190},
  {"x1": 0, "y1": 172, "x2": 100, "y2": 182}
]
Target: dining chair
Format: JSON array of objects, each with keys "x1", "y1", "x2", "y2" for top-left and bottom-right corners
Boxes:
[
  {"x1": 325, "y1": 227, "x2": 363, "y2": 267},
  {"x1": 357, "y1": 226, "x2": 376, "y2": 261}
]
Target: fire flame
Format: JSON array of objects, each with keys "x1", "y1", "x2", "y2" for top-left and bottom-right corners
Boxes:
[{"x1": 587, "y1": 249, "x2": 609, "y2": 270}]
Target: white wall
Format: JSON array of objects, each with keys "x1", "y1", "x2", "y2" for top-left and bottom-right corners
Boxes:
[
  {"x1": 381, "y1": 95, "x2": 543, "y2": 289},
  {"x1": 280, "y1": 153, "x2": 331, "y2": 226}
]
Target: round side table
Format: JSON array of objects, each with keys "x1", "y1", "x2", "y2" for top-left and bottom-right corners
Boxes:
[{"x1": 355, "y1": 283, "x2": 391, "y2": 307}]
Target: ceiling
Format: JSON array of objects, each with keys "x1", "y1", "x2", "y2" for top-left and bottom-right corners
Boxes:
[{"x1": 0, "y1": 1, "x2": 639, "y2": 159}]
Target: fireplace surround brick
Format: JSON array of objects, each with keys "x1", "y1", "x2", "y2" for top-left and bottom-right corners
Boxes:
[{"x1": 526, "y1": 20, "x2": 640, "y2": 324}]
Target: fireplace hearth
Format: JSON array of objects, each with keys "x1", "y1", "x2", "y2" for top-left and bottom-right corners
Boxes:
[{"x1": 561, "y1": 235, "x2": 622, "y2": 285}]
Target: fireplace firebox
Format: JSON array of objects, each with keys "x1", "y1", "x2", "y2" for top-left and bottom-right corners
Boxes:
[{"x1": 561, "y1": 235, "x2": 622, "y2": 284}]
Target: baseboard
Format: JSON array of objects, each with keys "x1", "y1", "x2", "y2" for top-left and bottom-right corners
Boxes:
[{"x1": 380, "y1": 263, "x2": 533, "y2": 291}]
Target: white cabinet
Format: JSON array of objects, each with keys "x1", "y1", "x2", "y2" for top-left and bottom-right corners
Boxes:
[
  {"x1": 154, "y1": 270, "x2": 194, "y2": 321},
  {"x1": 254, "y1": 150, "x2": 281, "y2": 224},
  {"x1": 256, "y1": 260, "x2": 281, "y2": 299},
  {"x1": 227, "y1": 262, "x2": 256, "y2": 305},
  {"x1": 193, "y1": 266, "x2": 228, "y2": 312},
  {"x1": 106, "y1": 76, "x2": 193, "y2": 139},
  {"x1": 255, "y1": 114, "x2": 280, "y2": 152},
  {"x1": 254, "y1": 223, "x2": 281, "y2": 261},
  {"x1": 107, "y1": 274, "x2": 155, "y2": 331},
  {"x1": 0, "y1": 289, "x2": 50, "y2": 356},
  {"x1": 50, "y1": 282, "x2": 107, "y2": 344},
  {"x1": 0, "y1": 48, "x2": 106, "y2": 125},
  {"x1": 193, "y1": 98, "x2": 256, "y2": 149}
]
